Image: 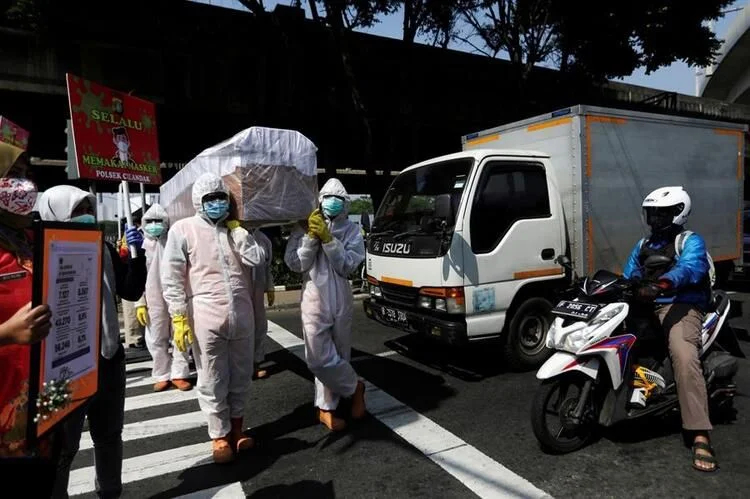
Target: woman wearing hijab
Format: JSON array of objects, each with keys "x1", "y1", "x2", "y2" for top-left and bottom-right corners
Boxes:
[
  {"x1": 39, "y1": 185, "x2": 147, "y2": 498},
  {"x1": 0, "y1": 143, "x2": 55, "y2": 494}
]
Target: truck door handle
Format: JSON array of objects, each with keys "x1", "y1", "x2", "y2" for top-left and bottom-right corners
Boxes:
[{"x1": 541, "y1": 248, "x2": 555, "y2": 260}]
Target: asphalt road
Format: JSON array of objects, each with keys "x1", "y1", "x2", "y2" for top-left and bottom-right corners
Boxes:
[{"x1": 71, "y1": 294, "x2": 750, "y2": 498}]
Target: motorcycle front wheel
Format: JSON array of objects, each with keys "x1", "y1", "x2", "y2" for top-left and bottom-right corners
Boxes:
[{"x1": 531, "y1": 373, "x2": 598, "y2": 454}]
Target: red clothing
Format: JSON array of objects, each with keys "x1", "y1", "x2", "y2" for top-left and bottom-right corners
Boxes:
[{"x1": 0, "y1": 246, "x2": 33, "y2": 456}]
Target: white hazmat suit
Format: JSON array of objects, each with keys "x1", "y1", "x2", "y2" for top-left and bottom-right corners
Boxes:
[
  {"x1": 137, "y1": 204, "x2": 191, "y2": 384},
  {"x1": 284, "y1": 178, "x2": 366, "y2": 411},
  {"x1": 251, "y1": 229, "x2": 274, "y2": 366},
  {"x1": 162, "y1": 173, "x2": 265, "y2": 440}
]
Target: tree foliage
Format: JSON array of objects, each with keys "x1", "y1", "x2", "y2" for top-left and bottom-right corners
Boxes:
[
  {"x1": 349, "y1": 197, "x2": 374, "y2": 214},
  {"x1": 457, "y1": 0, "x2": 734, "y2": 81}
]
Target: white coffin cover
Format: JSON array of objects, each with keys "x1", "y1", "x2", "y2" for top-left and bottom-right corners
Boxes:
[{"x1": 160, "y1": 127, "x2": 319, "y2": 225}]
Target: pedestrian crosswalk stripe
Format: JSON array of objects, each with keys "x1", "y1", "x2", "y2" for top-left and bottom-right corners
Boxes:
[
  {"x1": 126, "y1": 360, "x2": 153, "y2": 373},
  {"x1": 71, "y1": 322, "x2": 550, "y2": 498},
  {"x1": 267, "y1": 321, "x2": 552, "y2": 499},
  {"x1": 68, "y1": 442, "x2": 212, "y2": 496},
  {"x1": 174, "y1": 481, "x2": 245, "y2": 498},
  {"x1": 79, "y1": 411, "x2": 206, "y2": 451},
  {"x1": 125, "y1": 372, "x2": 198, "y2": 388},
  {"x1": 125, "y1": 386, "x2": 198, "y2": 412}
]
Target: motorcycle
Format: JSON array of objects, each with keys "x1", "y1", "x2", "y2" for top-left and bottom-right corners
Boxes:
[{"x1": 530, "y1": 255, "x2": 744, "y2": 454}]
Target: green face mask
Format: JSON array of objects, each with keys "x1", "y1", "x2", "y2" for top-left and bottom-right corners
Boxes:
[
  {"x1": 71, "y1": 214, "x2": 96, "y2": 224},
  {"x1": 144, "y1": 222, "x2": 165, "y2": 238}
]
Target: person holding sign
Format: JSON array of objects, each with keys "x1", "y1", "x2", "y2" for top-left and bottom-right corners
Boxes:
[
  {"x1": 0, "y1": 143, "x2": 56, "y2": 495},
  {"x1": 135, "y1": 203, "x2": 192, "y2": 392},
  {"x1": 38, "y1": 185, "x2": 146, "y2": 499},
  {"x1": 162, "y1": 172, "x2": 266, "y2": 464}
]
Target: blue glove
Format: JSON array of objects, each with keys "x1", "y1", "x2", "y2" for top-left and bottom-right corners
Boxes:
[{"x1": 125, "y1": 226, "x2": 144, "y2": 250}]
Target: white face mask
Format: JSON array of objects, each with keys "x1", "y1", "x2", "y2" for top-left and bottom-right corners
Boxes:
[
  {"x1": 116, "y1": 140, "x2": 129, "y2": 152},
  {"x1": 0, "y1": 177, "x2": 38, "y2": 215}
]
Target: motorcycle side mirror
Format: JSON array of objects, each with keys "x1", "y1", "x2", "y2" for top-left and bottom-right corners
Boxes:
[{"x1": 643, "y1": 255, "x2": 673, "y2": 270}]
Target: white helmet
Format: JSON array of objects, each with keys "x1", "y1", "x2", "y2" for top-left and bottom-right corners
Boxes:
[{"x1": 642, "y1": 186, "x2": 692, "y2": 229}]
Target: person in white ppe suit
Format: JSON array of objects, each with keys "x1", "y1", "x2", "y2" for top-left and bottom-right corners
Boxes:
[
  {"x1": 135, "y1": 204, "x2": 192, "y2": 392},
  {"x1": 284, "y1": 178, "x2": 366, "y2": 431},
  {"x1": 161, "y1": 172, "x2": 265, "y2": 464},
  {"x1": 250, "y1": 227, "x2": 275, "y2": 379}
]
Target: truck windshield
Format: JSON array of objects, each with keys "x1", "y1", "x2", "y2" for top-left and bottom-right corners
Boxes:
[{"x1": 370, "y1": 158, "x2": 473, "y2": 257}]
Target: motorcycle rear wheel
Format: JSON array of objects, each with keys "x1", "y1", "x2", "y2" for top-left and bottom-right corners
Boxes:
[{"x1": 531, "y1": 374, "x2": 597, "y2": 454}]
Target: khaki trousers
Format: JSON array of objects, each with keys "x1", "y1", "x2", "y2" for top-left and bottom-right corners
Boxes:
[
  {"x1": 122, "y1": 298, "x2": 144, "y2": 346},
  {"x1": 656, "y1": 303, "x2": 712, "y2": 431}
]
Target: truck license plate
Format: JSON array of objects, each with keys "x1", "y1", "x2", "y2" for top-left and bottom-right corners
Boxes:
[
  {"x1": 382, "y1": 307, "x2": 408, "y2": 325},
  {"x1": 552, "y1": 300, "x2": 600, "y2": 321}
]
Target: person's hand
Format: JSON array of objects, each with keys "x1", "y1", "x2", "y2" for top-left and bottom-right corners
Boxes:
[
  {"x1": 136, "y1": 306, "x2": 149, "y2": 327},
  {"x1": 266, "y1": 289, "x2": 275, "y2": 307},
  {"x1": 0, "y1": 302, "x2": 52, "y2": 345},
  {"x1": 125, "y1": 226, "x2": 144, "y2": 250},
  {"x1": 307, "y1": 209, "x2": 322, "y2": 239},
  {"x1": 226, "y1": 220, "x2": 241, "y2": 231},
  {"x1": 172, "y1": 315, "x2": 194, "y2": 352},
  {"x1": 308, "y1": 210, "x2": 332, "y2": 243},
  {"x1": 637, "y1": 280, "x2": 671, "y2": 302}
]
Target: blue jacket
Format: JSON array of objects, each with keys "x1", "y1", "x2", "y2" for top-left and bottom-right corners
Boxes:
[{"x1": 623, "y1": 231, "x2": 710, "y2": 307}]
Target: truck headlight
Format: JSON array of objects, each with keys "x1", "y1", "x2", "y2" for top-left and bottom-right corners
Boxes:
[
  {"x1": 419, "y1": 287, "x2": 465, "y2": 314},
  {"x1": 368, "y1": 276, "x2": 382, "y2": 297},
  {"x1": 418, "y1": 296, "x2": 433, "y2": 308}
]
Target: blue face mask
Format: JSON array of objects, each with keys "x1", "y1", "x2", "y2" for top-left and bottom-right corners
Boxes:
[
  {"x1": 203, "y1": 199, "x2": 229, "y2": 220},
  {"x1": 321, "y1": 197, "x2": 344, "y2": 218},
  {"x1": 71, "y1": 214, "x2": 96, "y2": 225}
]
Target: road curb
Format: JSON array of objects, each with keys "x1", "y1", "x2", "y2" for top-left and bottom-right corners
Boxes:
[
  {"x1": 273, "y1": 280, "x2": 364, "y2": 292},
  {"x1": 268, "y1": 292, "x2": 369, "y2": 311}
]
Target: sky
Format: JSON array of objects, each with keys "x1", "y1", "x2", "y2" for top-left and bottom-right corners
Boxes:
[{"x1": 198, "y1": 0, "x2": 746, "y2": 96}]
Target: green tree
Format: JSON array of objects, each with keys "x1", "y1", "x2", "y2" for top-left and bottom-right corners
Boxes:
[
  {"x1": 458, "y1": 0, "x2": 734, "y2": 83},
  {"x1": 349, "y1": 197, "x2": 374, "y2": 214}
]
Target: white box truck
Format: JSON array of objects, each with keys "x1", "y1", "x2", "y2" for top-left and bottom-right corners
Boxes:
[{"x1": 363, "y1": 105, "x2": 746, "y2": 370}]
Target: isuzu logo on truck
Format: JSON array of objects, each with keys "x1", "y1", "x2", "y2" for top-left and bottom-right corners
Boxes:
[{"x1": 381, "y1": 242, "x2": 412, "y2": 255}]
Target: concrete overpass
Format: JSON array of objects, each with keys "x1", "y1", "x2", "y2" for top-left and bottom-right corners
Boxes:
[{"x1": 700, "y1": 3, "x2": 750, "y2": 103}]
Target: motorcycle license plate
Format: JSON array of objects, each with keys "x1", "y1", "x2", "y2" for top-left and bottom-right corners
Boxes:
[
  {"x1": 381, "y1": 307, "x2": 408, "y2": 326},
  {"x1": 552, "y1": 300, "x2": 600, "y2": 320}
]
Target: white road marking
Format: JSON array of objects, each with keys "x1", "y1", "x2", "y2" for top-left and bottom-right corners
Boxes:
[
  {"x1": 68, "y1": 442, "x2": 212, "y2": 496},
  {"x1": 126, "y1": 360, "x2": 154, "y2": 373},
  {"x1": 79, "y1": 411, "x2": 206, "y2": 451},
  {"x1": 351, "y1": 349, "x2": 399, "y2": 362},
  {"x1": 125, "y1": 387, "x2": 198, "y2": 412},
  {"x1": 267, "y1": 321, "x2": 552, "y2": 499},
  {"x1": 174, "y1": 482, "x2": 245, "y2": 498},
  {"x1": 126, "y1": 372, "x2": 198, "y2": 388}
]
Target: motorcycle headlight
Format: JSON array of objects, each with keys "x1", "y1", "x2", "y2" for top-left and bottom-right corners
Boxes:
[
  {"x1": 562, "y1": 330, "x2": 587, "y2": 352},
  {"x1": 550, "y1": 304, "x2": 626, "y2": 354}
]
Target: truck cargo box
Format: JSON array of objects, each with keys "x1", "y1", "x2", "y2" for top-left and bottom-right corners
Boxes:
[{"x1": 463, "y1": 105, "x2": 747, "y2": 276}]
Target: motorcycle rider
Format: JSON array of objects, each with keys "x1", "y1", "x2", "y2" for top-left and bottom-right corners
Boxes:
[{"x1": 623, "y1": 186, "x2": 716, "y2": 472}]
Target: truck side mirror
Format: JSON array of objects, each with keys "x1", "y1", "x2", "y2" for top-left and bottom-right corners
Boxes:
[{"x1": 434, "y1": 194, "x2": 454, "y2": 226}]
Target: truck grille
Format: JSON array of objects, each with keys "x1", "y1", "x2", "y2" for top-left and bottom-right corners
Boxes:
[{"x1": 380, "y1": 283, "x2": 419, "y2": 307}]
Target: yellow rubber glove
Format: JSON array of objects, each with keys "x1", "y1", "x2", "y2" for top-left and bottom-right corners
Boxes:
[
  {"x1": 136, "y1": 306, "x2": 149, "y2": 327},
  {"x1": 172, "y1": 314, "x2": 194, "y2": 353},
  {"x1": 307, "y1": 209, "x2": 322, "y2": 239},
  {"x1": 308, "y1": 210, "x2": 333, "y2": 243},
  {"x1": 266, "y1": 289, "x2": 275, "y2": 307},
  {"x1": 226, "y1": 220, "x2": 241, "y2": 231},
  {"x1": 316, "y1": 220, "x2": 333, "y2": 243}
]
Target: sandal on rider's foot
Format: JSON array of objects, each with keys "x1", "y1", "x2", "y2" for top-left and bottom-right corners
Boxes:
[{"x1": 692, "y1": 441, "x2": 718, "y2": 473}]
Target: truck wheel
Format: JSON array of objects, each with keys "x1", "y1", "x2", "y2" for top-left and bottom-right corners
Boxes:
[{"x1": 503, "y1": 297, "x2": 553, "y2": 371}]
